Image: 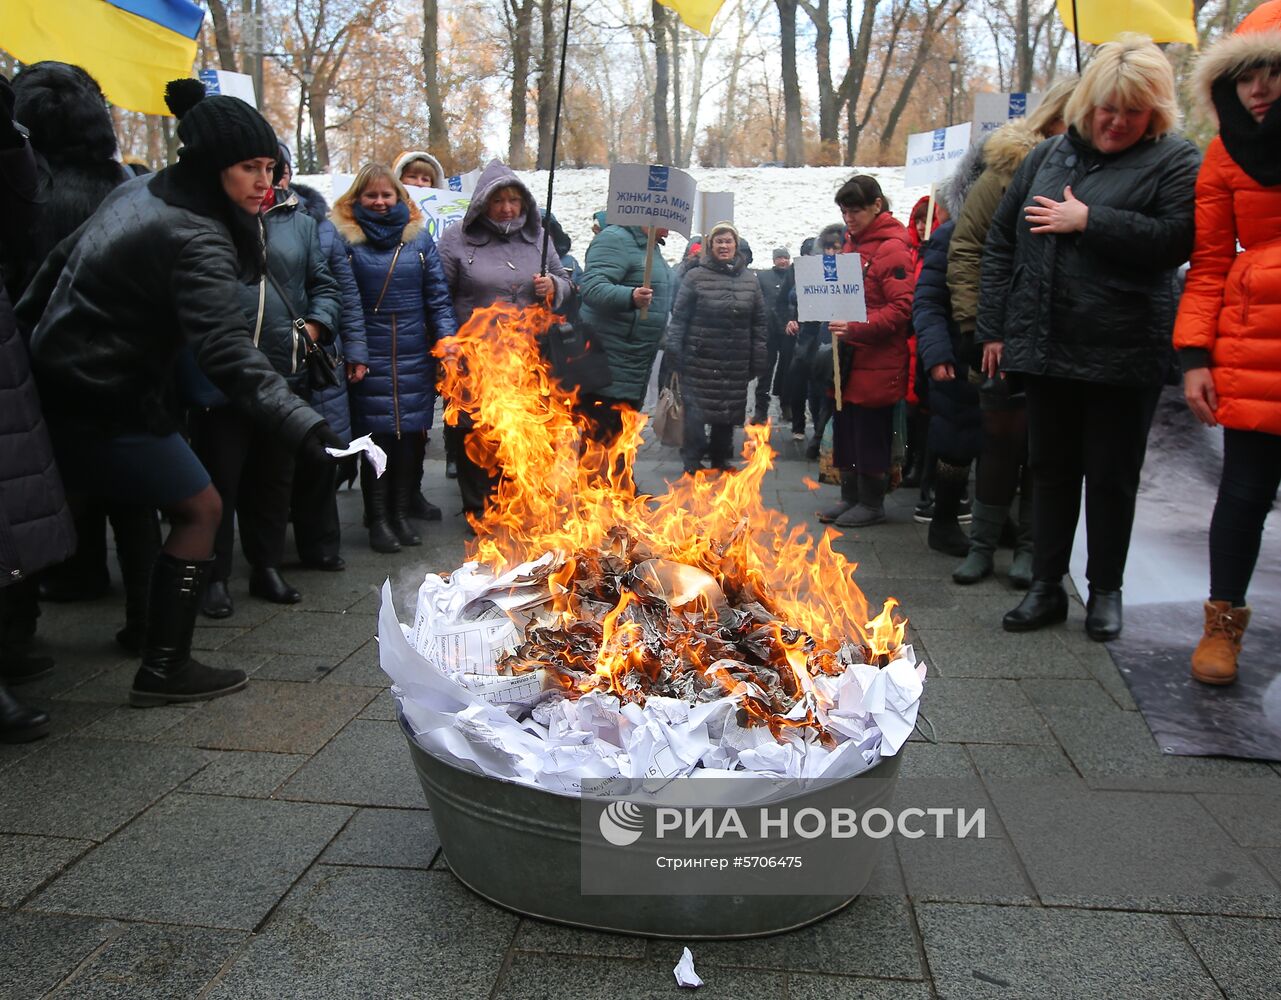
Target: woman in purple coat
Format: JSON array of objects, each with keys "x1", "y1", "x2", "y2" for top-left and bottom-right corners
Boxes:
[{"x1": 435, "y1": 160, "x2": 571, "y2": 515}]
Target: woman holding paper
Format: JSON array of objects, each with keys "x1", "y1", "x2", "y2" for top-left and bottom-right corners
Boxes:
[
  {"x1": 977, "y1": 36, "x2": 1200, "y2": 640},
  {"x1": 332, "y1": 163, "x2": 459, "y2": 554},
  {"x1": 664, "y1": 222, "x2": 768, "y2": 475},
  {"x1": 819, "y1": 175, "x2": 915, "y2": 529},
  {"x1": 1174, "y1": 0, "x2": 1281, "y2": 684}
]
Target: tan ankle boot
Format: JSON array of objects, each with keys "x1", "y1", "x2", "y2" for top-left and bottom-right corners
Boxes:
[{"x1": 1191, "y1": 601, "x2": 1250, "y2": 685}]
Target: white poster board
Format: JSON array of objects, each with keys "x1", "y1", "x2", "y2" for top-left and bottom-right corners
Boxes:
[
  {"x1": 692, "y1": 191, "x2": 734, "y2": 235},
  {"x1": 605, "y1": 163, "x2": 697, "y2": 237},
  {"x1": 904, "y1": 122, "x2": 973, "y2": 187},
  {"x1": 792, "y1": 253, "x2": 867, "y2": 323},
  {"x1": 972, "y1": 92, "x2": 1044, "y2": 144},
  {"x1": 411, "y1": 188, "x2": 472, "y2": 242},
  {"x1": 198, "y1": 69, "x2": 257, "y2": 107},
  {"x1": 444, "y1": 168, "x2": 483, "y2": 194}
]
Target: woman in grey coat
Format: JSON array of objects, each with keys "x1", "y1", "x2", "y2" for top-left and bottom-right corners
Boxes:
[
  {"x1": 436, "y1": 160, "x2": 570, "y2": 514},
  {"x1": 664, "y1": 222, "x2": 768, "y2": 475}
]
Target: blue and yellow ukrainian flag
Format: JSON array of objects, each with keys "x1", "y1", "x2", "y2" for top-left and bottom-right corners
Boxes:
[{"x1": 0, "y1": 1, "x2": 204, "y2": 115}]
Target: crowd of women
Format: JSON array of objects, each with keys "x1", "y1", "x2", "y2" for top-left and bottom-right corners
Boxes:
[{"x1": 1, "y1": 5, "x2": 1279, "y2": 743}]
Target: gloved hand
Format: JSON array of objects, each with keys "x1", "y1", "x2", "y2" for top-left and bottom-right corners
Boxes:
[{"x1": 297, "y1": 421, "x2": 346, "y2": 463}]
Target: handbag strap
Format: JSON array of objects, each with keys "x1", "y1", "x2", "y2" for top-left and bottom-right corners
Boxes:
[{"x1": 252, "y1": 279, "x2": 266, "y2": 347}]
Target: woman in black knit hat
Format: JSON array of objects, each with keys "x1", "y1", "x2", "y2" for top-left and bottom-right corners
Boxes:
[{"x1": 20, "y1": 79, "x2": 344, "y2": 708}]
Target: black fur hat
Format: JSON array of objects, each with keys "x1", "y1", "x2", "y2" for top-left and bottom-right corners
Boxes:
[{"x1": 12, "y1": 62, "x2": 117, "y2": 164}]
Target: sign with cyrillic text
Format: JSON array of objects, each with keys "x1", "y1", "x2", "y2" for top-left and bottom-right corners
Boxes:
[
  {"x1": 904, "y1": 122, "x2": 972, "y2": 187},
  {"x1": 971, "y1": 92, "x2": 1044, "y2": 144},
  {"x1": 793, "y1": 253, "x2": 867, "y2": 323},
  {"x1": 605, "y1": 163, "x2": 697, "y2": 237},
  {"x1": 411, "y1": 188, "x2": 472, "y2": 242}
]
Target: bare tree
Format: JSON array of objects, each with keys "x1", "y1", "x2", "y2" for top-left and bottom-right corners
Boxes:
[
  {"x1": 651, "y1": 1, "x2": 673, "y2": 162},
  {"x1": 876, "y1": 0, "x2": 969, "y2": 157},
  {"x1": 775, "y1": 0, "x2": 804, "y2": 165},
  {"x1": 501, "y1": 0, "x2": 537, "y2": 166},
  {"x1": 535, "y1": 0, "x2": 559, "y2": 168},
  {"x1": 205, "y1": 0, "x2": 241, "y2": 71},
  {"x1": 421, "y1": 0, "x2": 449, "y2": 156}
]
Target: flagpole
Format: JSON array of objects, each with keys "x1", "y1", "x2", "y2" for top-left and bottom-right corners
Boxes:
[
  {"x1": 1071, "y1": 0, "x2": 1082, "y2": 73},
  {"x1": 540, "y1": 0, "x2": 573, "y2": 275}
]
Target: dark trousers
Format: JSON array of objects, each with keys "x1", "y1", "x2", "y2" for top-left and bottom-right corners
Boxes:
[
  {"x1": 681, "y1": 401, "x2": 735, "y2": 469},
  {"x1": 1024, "y1": 376, "x2": 1161, "y2": 590},
  {"x1": 831, "y1": 403, "x2": 894, "y2": 476},
  {"x1": 1209, "y1": 428, "x2": 1281, "y2": 606},
  {"x1": 445, "y1": 424, "x2": 498, "y2": 514},
  {"x1": 788, "y1": 328, "x2": 826, "y2": 435},
  {"x1": 291, "y1": 458, "x2": 340, "y2": 562},
  {"x1": 191, "y1": 407, "x2": 295, "y2": 581}
]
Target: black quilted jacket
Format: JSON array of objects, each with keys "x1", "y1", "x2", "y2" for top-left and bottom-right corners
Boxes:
[
  {"x1": 977, "y1": 129, "x2": 1201, "y2": 386},
  {"x1": 22, "y1": 171, "x2": 322, "y2": 444}
]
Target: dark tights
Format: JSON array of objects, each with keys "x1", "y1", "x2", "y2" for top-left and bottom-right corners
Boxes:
[
  {"x1": 976, "y1": 405, "x2": 1028, "y2": 506},
  {"x1": 1209, "y1": 428, "x2": 1281, "y2": 607}
]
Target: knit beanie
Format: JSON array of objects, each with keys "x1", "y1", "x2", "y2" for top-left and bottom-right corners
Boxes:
[{"x1": 164, "y1": 78, "x2": 277, "y2": 172}]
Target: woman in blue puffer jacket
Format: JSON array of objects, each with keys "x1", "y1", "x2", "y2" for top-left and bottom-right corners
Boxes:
[{"x1": 331, "y1": 163, "x2": 459, "y2": 554}]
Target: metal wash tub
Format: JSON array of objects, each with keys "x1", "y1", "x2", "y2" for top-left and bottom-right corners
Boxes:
[{"x1": 398, "y1": 712, "x2": 905, "y2": 939}]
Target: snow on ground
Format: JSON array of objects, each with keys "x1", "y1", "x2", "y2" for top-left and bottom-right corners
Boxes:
[{"x1": 297, "y1": 166, "x2": 932, "y2": 265}]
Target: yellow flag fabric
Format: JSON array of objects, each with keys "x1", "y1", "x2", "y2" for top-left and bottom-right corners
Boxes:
[
  {"x1": 1057, "y1": 0, "x2": 1198, "y2": 47},
  {"x1": 0, "y1": 0, "x2": 197, "y2": 115},
  {"x1": 657, "y1": 0, "x2": 728, "y2": 35}
]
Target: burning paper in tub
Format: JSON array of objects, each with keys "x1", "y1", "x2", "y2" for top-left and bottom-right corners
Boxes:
[{"x1": 380, "y1": 552, "x2": 927, "y2": 794}]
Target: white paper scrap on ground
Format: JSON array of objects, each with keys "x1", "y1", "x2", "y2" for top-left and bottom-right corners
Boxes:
[
  {"x1": 379, "y1": 552, "x2": 928, "y2": 795},
  {"x1": 325, "y1": 434, "x2": 387, "y2": 477},
  {"x1": 674, "y1": 947, "x2": 703, "y2": 988}
]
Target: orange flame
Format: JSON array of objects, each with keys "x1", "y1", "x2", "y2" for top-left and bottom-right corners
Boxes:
[{"x1": 434, "y1": 302, "x2": 906, "y2": 697}]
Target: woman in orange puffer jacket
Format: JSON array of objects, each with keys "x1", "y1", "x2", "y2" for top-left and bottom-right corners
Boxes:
[{"x1": 1174, "y1": 0, "x2": 1281, "y2": 685}]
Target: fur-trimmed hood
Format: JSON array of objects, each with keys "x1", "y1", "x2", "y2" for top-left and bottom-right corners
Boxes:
[
  {"x1": 941, "y1": 118, "x2": 1043, "y2": 217},
  {"x1": 1193, "y1": 1, "x2": 1281, "y2": 122},
  {"x1": 392, "y1": 150, "x2": 447, "y2": 189},
  {"x1": 289, "y1": 181, "x2": 330, "y2": 223},
  {"x1": 329, "y1": 196, "x2": 426, "y2": 246}
]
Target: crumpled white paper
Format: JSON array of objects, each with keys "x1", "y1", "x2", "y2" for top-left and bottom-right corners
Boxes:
[
  {"x1": 326, "y1": 434, "x2": 387, "y2": 477},
  {"x1": 674, "y1": 947, "x2": 703, "y2": 988},
  {"x1": 380, "y1": 554, "x2": 927, "y2": 796}
]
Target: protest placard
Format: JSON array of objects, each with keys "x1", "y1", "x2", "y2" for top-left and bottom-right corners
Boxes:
[
  {"x1": 604, "y1": 164, "x2": 697, "y2": 238},
  {"x1": 971, "y1": 92, "x2": 1044, "y2": 144},
  {"x1": 444, "y1": 167, "x2": 483, "y2": 195},
  {"x1": 197, "y1": 69, "x2": 256, "y2": 107},
  {"x1": 793, "y1": 253, "x2": 867, "y2": 323},
  {"x1": 904, "y1": 122, "x2": 973, "y2": 187},
  {"x1": 692, "y1": 191, "x2": 734, "y2": 234},
  {"x1": 411, "y1": 188, "x2": 472, "y2": 242}
]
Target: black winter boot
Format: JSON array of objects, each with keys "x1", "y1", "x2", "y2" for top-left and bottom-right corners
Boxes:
[
  {"x1": 113, "y1": 507, "x2": 162, "y2": 652},
  {"x1": 362, "y1": 459, "x2": 401, "y2": 553},
  {"x1": 928, "y1": 462, "x2": 971, "y2": 557},
  {"x1": 953, "y1": 501, "x2": 1005, "y2": 585},
  {"x1": 817, "y1": 469, "x2": 858, "y2": 523},
  {"x1": 0, "y1": 682, "x2": 48, "y2": 743},
  {"x1": 1002, "y1": 580, "x2": 1068, "y2": 633},
  {"x1": 835, "y1": 474, "x2": 887, "y2": 528},
  {"x1": 389, "y1": 439, "x2": 422, "y2": 547},
  {"x1": 129, "y1": 555, "x2": 247, "y2": 707}
]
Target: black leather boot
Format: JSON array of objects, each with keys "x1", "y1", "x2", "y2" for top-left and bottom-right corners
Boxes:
[
  {"x1": 928, "y1": 462, "x2": 971, "y2": 557},
  {"x1": 389, "y1": 438, "x2": 422, "y2": 547},
  {"x1": 0, "y1": 683, "x2": 49, "y2": 743},
  {"x1": 130, "y1": 555, "x2": 247, "y2": 707},
  {"x1": 1085, "y1": 588, "x2": 1123, "y2": 642},
  {"x1": 249, "y1": 567, "x2": 302, "y2": 605},
  {"x1": 1003, "y1": 580, "x2": 1069, "y2": 633},
  {"x1": 362, "y1": 458, "x2": 400, "y2": 554},
  {"x1": 113, "y1": 507, "x2": 161, "y2": 651},
  {"x1": 200, "y1": 578, "x2": 234, "y2": 619}
]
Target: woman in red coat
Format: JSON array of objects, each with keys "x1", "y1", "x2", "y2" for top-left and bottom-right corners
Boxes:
[
  {"x1": 1174, "y1": 0, "x2": 1281, "y2": 685},
  {"x1": 819, "y1": 175, "x2": 915, "y2": 528}
]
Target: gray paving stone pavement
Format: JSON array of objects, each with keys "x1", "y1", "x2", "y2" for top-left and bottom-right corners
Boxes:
[{"x1": 3, "y1": 418, "x2": 1278, "y2": 996}]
